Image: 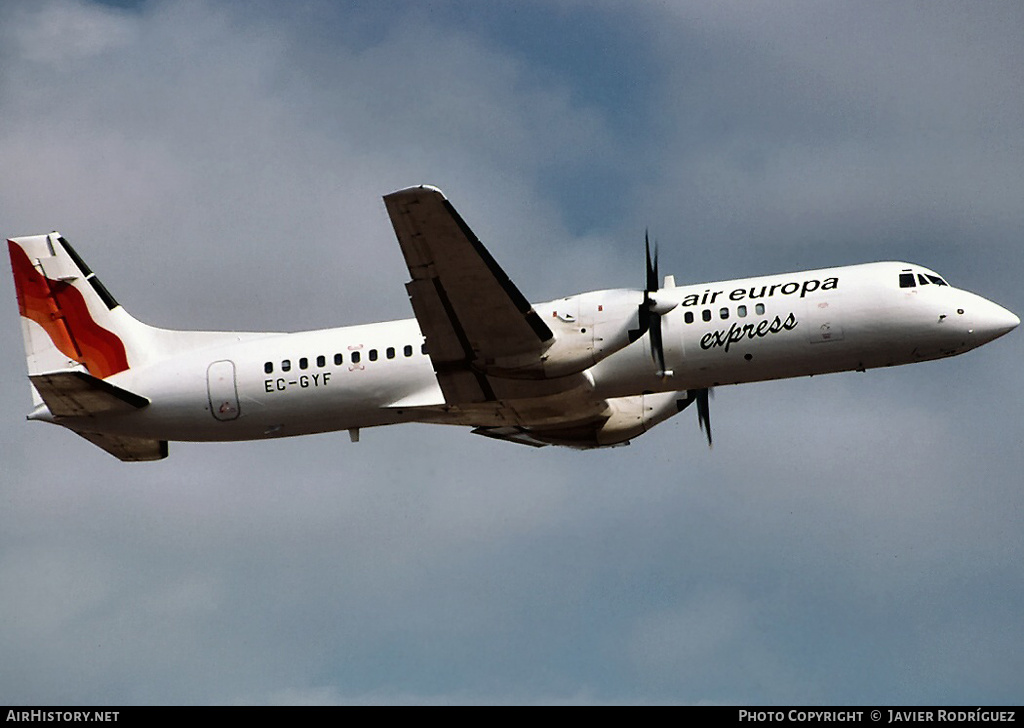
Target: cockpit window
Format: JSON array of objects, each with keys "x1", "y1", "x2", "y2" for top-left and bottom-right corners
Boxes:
[{"x1": 901, "y1": 271, "x2": 949, "y2": 289}]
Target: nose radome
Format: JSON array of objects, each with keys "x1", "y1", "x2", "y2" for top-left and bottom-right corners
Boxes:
[
  {"x1": 971, "y1": 297, "x2": 1019, "y2": 342},
  {"x1": 1000, "y1": 307, "x2": 1021, "y2": 334}
]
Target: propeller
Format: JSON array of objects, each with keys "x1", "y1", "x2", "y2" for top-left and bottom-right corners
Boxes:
[
  {"x1": 628, "y1": 232, "x2": 675, "y2": 377},
  {"x1": 630, "y1": 232, "x2": 713, "y2": 447}
]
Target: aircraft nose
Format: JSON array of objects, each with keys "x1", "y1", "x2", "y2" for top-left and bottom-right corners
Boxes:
[
  {"x1": 996, "y1": 306, "x2": 1021, "y2": 335},
  {"x1": 966, "y1": 297, "x2": 1019, "y2": 343}
]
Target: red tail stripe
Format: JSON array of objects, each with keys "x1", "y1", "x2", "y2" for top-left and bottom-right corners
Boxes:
[{"x1": 8, "y1": 240, "x2": 129, "y2": 379}]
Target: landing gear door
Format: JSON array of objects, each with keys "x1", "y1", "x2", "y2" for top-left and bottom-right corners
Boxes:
[{"x1": 207, "y1": 360, "x2": 240, "y2": 421}]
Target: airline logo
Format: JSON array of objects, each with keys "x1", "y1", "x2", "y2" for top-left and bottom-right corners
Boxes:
[
  {"x1": 680, "y1": 276, "x2": 840, "y2": 307},
  {"x1": 8, "y1": 240, "x2": 129, "y2": 379}
]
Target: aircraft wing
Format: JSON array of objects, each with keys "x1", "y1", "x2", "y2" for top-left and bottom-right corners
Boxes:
[{"x1": 384, "y1": 186, "x2": 554, "y2": 403}]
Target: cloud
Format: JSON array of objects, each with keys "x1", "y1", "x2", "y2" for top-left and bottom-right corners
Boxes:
[{"x1": 1, "y1": 0, "x2": 617, "y2": 330}]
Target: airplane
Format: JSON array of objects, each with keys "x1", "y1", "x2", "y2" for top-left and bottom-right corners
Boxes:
[{"x1": 6, "y1": 185, "x2": 1019, "y2": 461}]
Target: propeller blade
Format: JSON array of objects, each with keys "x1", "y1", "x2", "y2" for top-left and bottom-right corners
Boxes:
[
  {"x1": 645, "y1": 231, "x2": 658, "y2": 293},
  {"x1": 696, "y1": 388, "x2": 712, "y2": 447},
  {"x1": 629, "y1": 231, "x2": 658, "y2": 344},
  {"x1": 649, "y1": 309, "x2": 667, "y2": 375}
]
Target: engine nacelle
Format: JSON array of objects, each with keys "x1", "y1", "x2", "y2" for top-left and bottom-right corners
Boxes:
[
  {"x1": 593, "y1": 391, "x2": 685, "y2": 446},
  {"x1": 524, "y1": 391, "x2": 687, "y2": 448},
  {"x1": 483, "y1": 289, "x2": 643, "y2": 379}
]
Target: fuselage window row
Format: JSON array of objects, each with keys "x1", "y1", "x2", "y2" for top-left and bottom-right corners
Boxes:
[
  {"x1": 265, "y1": 342, "x2": 421, "y2": 374},
  {"x1": 685, "y1": 302, "x2": 766, "y2": 325}
]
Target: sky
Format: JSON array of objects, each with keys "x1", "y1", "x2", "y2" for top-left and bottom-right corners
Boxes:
[{"x1": 1, "y1": 0, "x2": 1022, "y2": 705}]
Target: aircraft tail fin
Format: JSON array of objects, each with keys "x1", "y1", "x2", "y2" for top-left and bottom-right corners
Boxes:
[{"x1": 7, "y1": 233, "x2": 154, "y2": 381}]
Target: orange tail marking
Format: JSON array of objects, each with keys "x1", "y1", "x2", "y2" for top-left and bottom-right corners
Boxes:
[{"x1": 8, "y1": 240, "x2": 129, "y2": 378}]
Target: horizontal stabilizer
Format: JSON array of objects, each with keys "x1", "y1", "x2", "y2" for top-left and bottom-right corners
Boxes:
[
  {"x1": 30, "y1": 370, "x2": 149, "y2": 418},
  {"x1": 72, "y1": 430, "x2": 168, "y2": 462}
]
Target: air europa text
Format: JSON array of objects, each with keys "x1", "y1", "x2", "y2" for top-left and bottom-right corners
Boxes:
[{"x1": 682, "y1": 276, "x2": 839, "y2": 307}]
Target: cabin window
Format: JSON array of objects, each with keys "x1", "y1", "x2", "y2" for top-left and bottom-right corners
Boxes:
[
  {"x1": 334, "y1": 353, "x2": 343, "y2": 365},
  {"x1": 386, "y1": 347, "x2": 396, "y2": 360},
  {"x1": 899, "y1": 273, "x2": 916, "y2": 288},
  {"x1": 369, "y1": 349, "x2": 378, "y2": 362},
  {"x1": 755, "y1": 303, "x2": 765, "y2": 315},
  {"x1": 404, "y1": 345, "x2": 413, "y2": 357},
  {"x1": 737, "y1": 305, "x2": 747, "y2": 318},
  {"x1": 299, "y1": 357, "x2": 308, "y2": 370},
  {"x1": 702, "y1": 309, "x2": 712, "y2": 322},
  {"x1": 421, "y1": 343, "x2": 428, "y2": 355},
  {"x1": 281, "y1": 359, "x2": 291, "y2": 372},
  {"x1": 351, "y1": 351, "x2": 360, "y2": 364},
  {"x1": 684, "y1": 311, "x2": 694, "y2": 324},
  {"x1": 264, "y1": 362, "x2": 273, "y2": 374},
  {"x1": 720, "y1": 308, "x2": 729, "y2": 320},
  {"x1": 316, "y1": 355, "x2": 326, "y2": 368}
]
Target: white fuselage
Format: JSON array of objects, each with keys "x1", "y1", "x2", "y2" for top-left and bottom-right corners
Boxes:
[{"x1": 38, "y1": 261, "x2": 1016, "y2": 444}]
